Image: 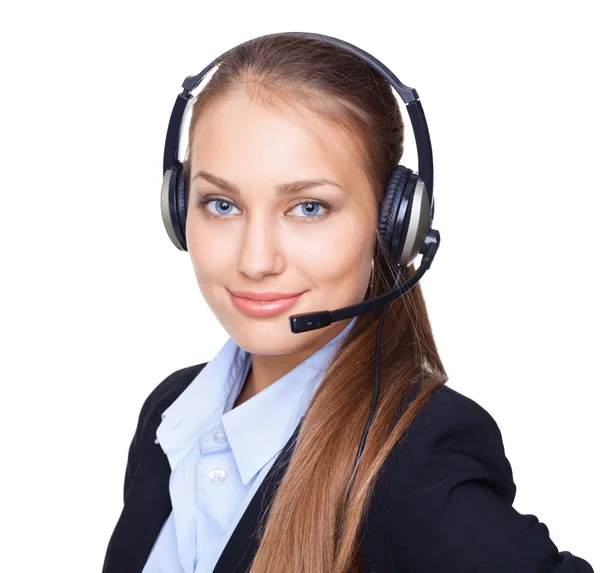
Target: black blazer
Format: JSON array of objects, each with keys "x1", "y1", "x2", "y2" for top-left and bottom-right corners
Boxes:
[{"x1": 102, "y1": 363, "x2": 594, "y2": 573}]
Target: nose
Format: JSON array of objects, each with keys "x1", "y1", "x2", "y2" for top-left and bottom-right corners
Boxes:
[{"x1": 237, "y1": 212, "x2": 284, "y2": 280}]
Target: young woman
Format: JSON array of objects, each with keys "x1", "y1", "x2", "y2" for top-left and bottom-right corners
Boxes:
[{"x1": 102, "y1": 32, "x2": 594, "y2": 573}]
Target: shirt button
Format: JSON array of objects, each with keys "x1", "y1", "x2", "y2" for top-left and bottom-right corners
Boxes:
[
  {"x1": 209, "y1": 468, "x2": 226, "y2": 485},
  {"x1": 213, "y1": 428, "x2": 228, "y2": 443}
]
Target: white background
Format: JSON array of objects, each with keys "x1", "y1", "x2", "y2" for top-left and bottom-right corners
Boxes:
[{"x1": 1, "y1": 0, "x2": 598, "y2": 570}]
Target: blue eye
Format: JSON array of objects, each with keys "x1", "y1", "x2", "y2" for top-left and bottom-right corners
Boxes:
[
  {"x1": 202, "y1": 198, "x2": 241, "y2": 217},
  {"x1": 290, "y1": 201, "x2": 326, "y2": 218}
]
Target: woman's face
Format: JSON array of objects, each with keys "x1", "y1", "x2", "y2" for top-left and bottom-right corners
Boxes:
[{"x1": 187, "y1": 89, "x2": 378, "y2": 355}]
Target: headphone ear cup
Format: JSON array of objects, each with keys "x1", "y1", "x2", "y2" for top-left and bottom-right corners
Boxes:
[
  {"x1": 175, "y1": 163, "x2": 189, "y2": 251},
  {"x1": 378, "y1": 165, "x2": 413, "y2": 267},
  {"x1": 161, "y1": 162, "x2": 188, "y2": 251},
  {"x1": 378, "y1": 165, "x2": 432, "y2": 269}
]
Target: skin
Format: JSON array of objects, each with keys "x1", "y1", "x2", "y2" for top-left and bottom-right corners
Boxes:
[{"x1": 186, "y1": 88, "x2": 378, "y2": 402}]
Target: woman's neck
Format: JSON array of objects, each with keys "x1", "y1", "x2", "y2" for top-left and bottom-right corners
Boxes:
[{"x1": 232, "y1": 318, "x2": 352, "y2": 408}]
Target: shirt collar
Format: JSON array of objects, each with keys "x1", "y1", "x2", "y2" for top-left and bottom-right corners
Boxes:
[{"x1": 155, "y1": 337, "x2": 250, "y2": 469}]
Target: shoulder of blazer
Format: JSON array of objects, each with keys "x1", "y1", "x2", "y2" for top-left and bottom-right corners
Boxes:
[
  {"x1": 383, "y1": 385, "x2": 594, "y2": 573},
  {"x1": 123, "y1": 362, "x2": 208, "y2": 499}
]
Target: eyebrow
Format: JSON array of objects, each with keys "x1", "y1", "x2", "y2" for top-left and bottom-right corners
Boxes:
[{"x1": 191, "y1": 170, "x2": 343, "y2": 196}]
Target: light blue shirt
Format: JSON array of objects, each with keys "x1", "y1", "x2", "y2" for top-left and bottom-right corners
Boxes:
[{"x1": 142, "y1": 316, "x2": 357, "y2": 573}]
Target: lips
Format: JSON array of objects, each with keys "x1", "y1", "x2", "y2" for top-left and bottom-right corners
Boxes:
[
  {"x1": 229, "y1": 290, "x2": 305, "y2": 318},
  {"x1": 228, "y1": 290, "x2": 304, "y2": 301}
]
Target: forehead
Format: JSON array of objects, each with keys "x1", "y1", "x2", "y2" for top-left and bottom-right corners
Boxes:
[{"x1": 189, "y1": 90, "x2": 367, "y2": 194}]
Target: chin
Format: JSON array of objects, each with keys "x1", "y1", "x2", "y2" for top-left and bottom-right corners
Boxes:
[{"x1": 227, "y1": 315, "x2": 318, "y2": 354}]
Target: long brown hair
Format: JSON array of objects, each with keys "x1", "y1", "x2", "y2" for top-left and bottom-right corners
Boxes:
[{"x1": 182, "y1": 33, "x2": 448, "y2": 573}]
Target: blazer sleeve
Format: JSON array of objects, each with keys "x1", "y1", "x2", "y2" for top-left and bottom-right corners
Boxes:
[{"x1": 387, "y1": 389, "x2": 594, "y2": 572}]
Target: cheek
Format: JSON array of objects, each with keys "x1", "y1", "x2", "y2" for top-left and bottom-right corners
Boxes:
[
  {"x1": 187, "y1": 225, "x2": 233, "y2": 282},
  {"x1": 187, "y1": 237, "x2": 232, "y2": 319},
  {"x1": 290, "y1": 219, "x2": 372, "y2": 285}
]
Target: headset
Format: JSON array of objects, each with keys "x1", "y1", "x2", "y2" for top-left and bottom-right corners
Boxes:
[{"x1": 161, "y1": 31, "x2": 441, "y2": 505}]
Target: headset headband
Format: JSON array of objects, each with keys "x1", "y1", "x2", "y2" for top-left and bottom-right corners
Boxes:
[{"x1": 162, "y1": 31, "x2": 435, "y2": 217}]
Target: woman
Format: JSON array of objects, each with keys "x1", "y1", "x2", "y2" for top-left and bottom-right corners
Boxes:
[{"x1": 102, "y1": 32, "x2": 594, "y2": 573}]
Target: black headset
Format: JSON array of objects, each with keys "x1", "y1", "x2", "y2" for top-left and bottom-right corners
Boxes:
[{"x1": 161, "y1": 31, "x2": 441, "y2": 500}]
